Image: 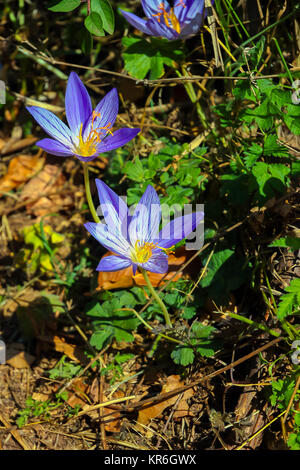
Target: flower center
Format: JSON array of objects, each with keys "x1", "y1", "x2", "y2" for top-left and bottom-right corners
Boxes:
[
  {"x1": 74, "y1": 111, "x2": 113, "y2": 157},
  {"x1": 131, "y1": 240, "x2": 159, "y2": 264},
  {"x1": 152, "y1": 1, "x2": 185, "y2": 34},
  {"x1": 131, "y1": 240, "x2": 175, "y2": 264}
]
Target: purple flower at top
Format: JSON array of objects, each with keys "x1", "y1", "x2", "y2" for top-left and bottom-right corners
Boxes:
[
  {"x1": 26, "y1": 72, "x2": 140, "y2": 162},
  {"x1": 120, "y1": 0, "x2": 211, "y2": 40},
  {"x1": 84, "y1": 180, "x2": 204, "y2": 274}
]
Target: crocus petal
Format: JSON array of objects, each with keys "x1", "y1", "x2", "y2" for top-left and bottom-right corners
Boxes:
[
  {"x1": 129, "y1": 185, "x2": 161, "y2": 246},
  {"x1": 95, "y1": 128, "x2": 140, "y2": 153},
  {"x1": 141, "y1": 0, "x2": 169, "y2": 18},
  {"x1": 180, "y1": 18, "x2": 202, "y2": 38},
  {"x1": 84, "y1": 88, "x2": 119, "y2": 140},
  {"x1": 146, "y1": 18, "x2": 179, "y2": 39},
  {"x1": 179, "y1": 0, "x2": 207, "y2": 38},
  {"x1": 26, "y1": 106, "x2": 72, "y2": 147},
  {"x1": 65, "y1": 72, "x2": 92, "y2": 137},
  {"x1": 174, "y1": 0, "x2": 191, "y2": 22},
  {"x1": 95, "y1": 179, "x2": 129, "y2": 233},
  {"x1": 36, "y1": 138, "x2": 74, "y2": 157},
  {"x1": 184, "y1": 0, "x2": 206, "y2": 21},
  {"x1": 84, "y1": 222, "x2": 131, "y2": 257},
  {"x1": 96, "y1": 255, "x2": 131, "y2": 272},
  {"x1": 156, "y1": 211, "x2": 204, "y2": 248},
  {"x1": 73, "y1": 152, "x2": 100, "y2": 163},
  {"x1": 141, "y1": 251, "x2": 168, "y2": 274},
  {"x1": 119, "y1": 10, "x2": 152, "y2": 35}
]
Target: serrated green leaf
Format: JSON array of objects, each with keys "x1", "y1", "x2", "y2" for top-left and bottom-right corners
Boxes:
[
  {"x1": 84, "y1": 12, "x2": 104, "y2": 36},
  {"x1": 181, "y1": 306, "x2": 197, "y2": 320},
  {"x1": 171, "y1": 345, "x2": 195, "y2": 366},
  {"x1": 269, "y1": 236, "x2": 300, "y2": 251},
  {"x1": 191, "y1": 322, "x2": 215, "y2": 339},
  {"x1": 241, "y1": 99, "x2": 276, "y2": 131},
  {"x1": 233, "y1": 78, "x2": 260, "y2": 102},
  {"x1": 251, "y1": 162, "x2": 290, "y2": 199},
  {"x1": 122, "y1": 37, "x2": 184, "y2": 80},
  {"x1": 291, "y1": 161, "x2": 300, "y2": 176},
  {"x1": 270, "y1": 88, "x2": 291, "y2": 108},
  {"x1": 263, "y1": 134, "x2": 289, "y2": 157},
  {"x1": 123, "y1": 157, "x2": 144, "y2": 182},
  {"x1": 276, "y1": 279, "x2": 300, "y2": 320},
  {"x1": 122, "y1": 37, "x2": 152, "y2": 79},
  {"x1": 256, "y1": 79, "x2": 277, "y2": 96},
  {"x1": 48, "y1": 0, "x2": 81, "y2": 12},
  {"x1": 243, "y1": 142, "x2": 263, "y2": 168},
  {"x1": 284, "y1": 104, "x2": 300, "y2": 134},
  {"x1": 90, "y1": 328, "x2": 114, "y2": 350}
]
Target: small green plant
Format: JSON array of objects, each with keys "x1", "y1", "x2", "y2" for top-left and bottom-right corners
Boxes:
[
  {"x1": 100, "y1": 352, "x2": 134, "y2": 384},
  {"x1": 276, "y1": 279, "x2": 300, "y2": 321},
  {"x1": 15, "y1": 223, "x2": 64, "y2": 274},
  {"x1": 16, "y1": 396, "x2": 61, "y2": 427},
  {"x1": 268, "y1": 375, "x2": 300, "y2": 450},
  {"x1": 48, "y1": 355, "x2": 82, "y2": 380}
]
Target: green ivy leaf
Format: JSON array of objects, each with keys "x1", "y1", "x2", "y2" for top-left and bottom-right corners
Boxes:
[
  {"x1": 91, "y1": 0, "x2": 114, "y2": 34},
  {"x1": 200, "y1": 249, "x2": 250, "y2": 302},
  {"x1": 84, "y1": 12, "x2": 105, "y2": 36},
  {"x1": 48, "y1": 0, "x2": 81, "y2": 12}
]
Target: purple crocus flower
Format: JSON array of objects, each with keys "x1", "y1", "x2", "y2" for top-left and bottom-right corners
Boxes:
[
  {"x1": 120, "y1": 0, "x2": 210, "y2": 40},
  {"x1": 26, "y1": 72, "x2": 140, "y2": 162},
  {"x1": 84, "y1": 179, "x2": 204, "y2": 274}
]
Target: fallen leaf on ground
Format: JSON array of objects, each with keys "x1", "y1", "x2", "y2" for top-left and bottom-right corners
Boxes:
[
  {"x1": 66, "y1": 378, "x2": 89, "y2": 408},
  {"x1": 101, "y1": 391, "x2": 124, "y2": 433},
  {"x1": 137, "y1": 375, "x2": 194, "y2": 427},
  {"x1": 20, "y1": 163, "x2": 73, "y2": 216},
  {"x1": 89, "y1": 379, "x2": 123, "y2": 432},
  {"x1": 97, "y1": 247, "x2": 196, "y2": 291},
  {"x1": 0, "y1": 136, "x2": 38, "y2": 156},
  {"x1": 0, "y1": 152, "x2": 44, "y2": 195},
  {"x1": 38, "y1": 335, "x2": 86, "y2": 363},
  {"x1": 6, "y1": 343, "x2": 35, "y2": 368}
]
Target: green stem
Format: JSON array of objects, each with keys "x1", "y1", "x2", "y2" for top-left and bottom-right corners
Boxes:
[
  {"x1": 176, "y1": 67, "x2": 207, "y2": 129},
  {"x1": 82, "y1": 162, "x2": 100, "y2": 223},
  {"x1": 272, "y1": 38, "x2": 294, "y2": 84},
  {"x1": 141, "y1": 268, "x2": 172, "y2": 328},
  {"x1": 224, "y1": 311, "x2": 281, "y2": 338}
]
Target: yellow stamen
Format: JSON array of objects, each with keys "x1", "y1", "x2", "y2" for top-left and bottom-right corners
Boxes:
[
  {"x1": 131, "y1": 240, "x2": 158, "y2": 263},
  {"x1": 131, "y1": 240, "x2": 175, "y2": 264},
  {"x1": 152, "y1": 1, "x2": 185, "y2": 34},
  {"x1": 162, "y1": 245, "x2": 175, "y2": 255},
  {"x1": 73, "y1": 111, "x2": 114, "y2": 157}
]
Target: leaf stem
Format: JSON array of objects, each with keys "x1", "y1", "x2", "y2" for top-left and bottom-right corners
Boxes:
[
  {"x1": 222, "y1": 311, "x2": 281, "y2": 338},
  {"x1": 176, "y1": 67, "x2": 207, "y2": 129},
  {"x1": 82, "y1": 162, "x2": 100, "y2": 223},
  {"x1": 140, "y1": 268, "x2": 172, "y2": 328}
]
